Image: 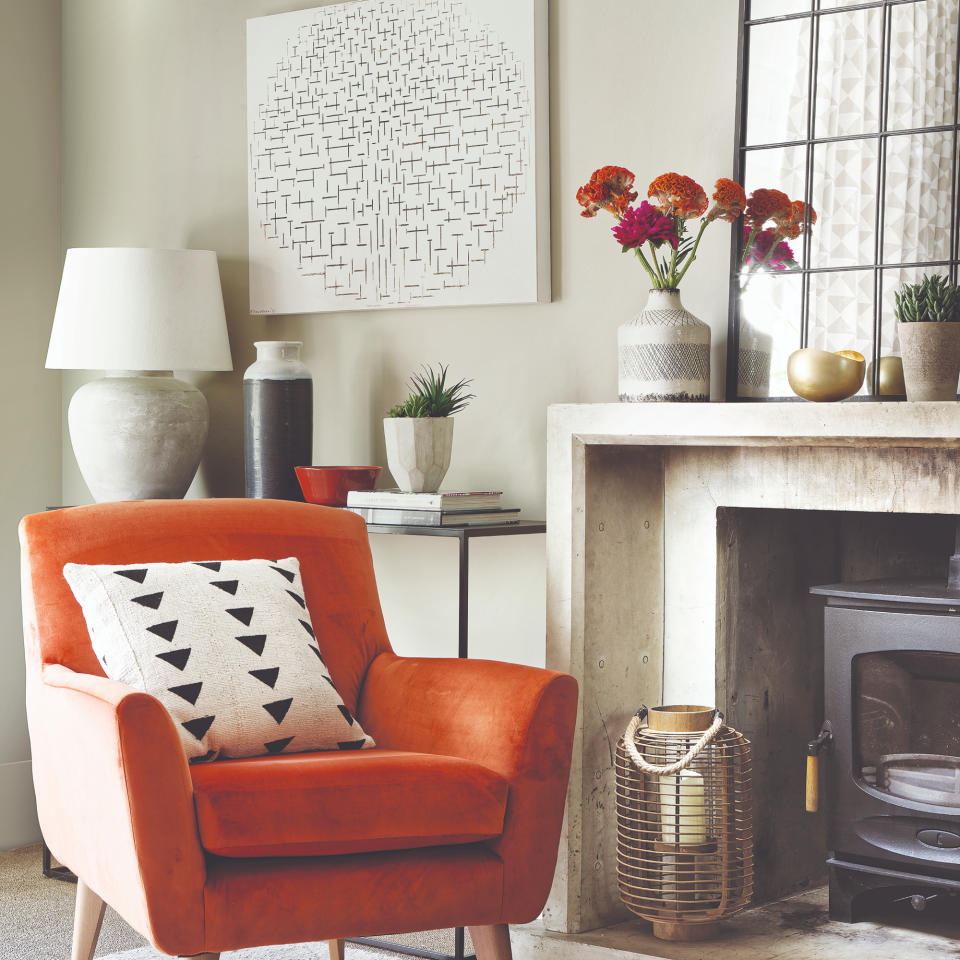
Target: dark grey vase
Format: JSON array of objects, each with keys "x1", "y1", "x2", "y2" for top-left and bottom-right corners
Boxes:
[{"x1": 243, "y1": 341, "x2": 313, "y2": 500}]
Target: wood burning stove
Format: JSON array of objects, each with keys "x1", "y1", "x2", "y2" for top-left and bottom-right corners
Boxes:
[{"x1": 810, "y1": 579, "x2": 960, "y2": 922}]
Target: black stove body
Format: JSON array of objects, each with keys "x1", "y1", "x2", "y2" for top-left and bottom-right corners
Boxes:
[{"x1": 811, "y1": 580, "x2": 960, "y2": 922}]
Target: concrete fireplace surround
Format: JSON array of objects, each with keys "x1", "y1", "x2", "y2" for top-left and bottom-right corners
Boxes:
[{"x1": 514, "y1": 401, "x2": 960, "y2": 960}]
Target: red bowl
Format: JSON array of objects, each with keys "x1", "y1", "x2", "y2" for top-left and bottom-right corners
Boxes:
[{"x1": 295, "y1": 465, "x2": 382, "y2": 506}]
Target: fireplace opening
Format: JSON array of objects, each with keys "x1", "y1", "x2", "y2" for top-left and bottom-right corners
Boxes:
[{"x1": 715, "y1": 508, "x2": 956, "y2": 912}]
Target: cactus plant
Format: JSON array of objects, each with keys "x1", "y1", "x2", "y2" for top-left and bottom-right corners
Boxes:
[{"x1": 894, "y1": 274, "x2": 960, "y2": 323}]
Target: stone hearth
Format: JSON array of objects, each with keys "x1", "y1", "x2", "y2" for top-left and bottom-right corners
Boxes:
[
  {"x1": 533, "y1": 402, "x2": 960, "y2": 957},
  {"x1": 514, "y1": 886, "x2": 959, "y2": 959}
]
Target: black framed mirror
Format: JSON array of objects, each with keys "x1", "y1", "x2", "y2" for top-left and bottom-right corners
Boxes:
[{"x1": 727, "y1": 0, "x2": 960, "y2": 400}]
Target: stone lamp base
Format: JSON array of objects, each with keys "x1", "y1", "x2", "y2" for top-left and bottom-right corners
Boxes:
[{"x1": 68, "y1": 371, "x2": 208, "y2": 502}]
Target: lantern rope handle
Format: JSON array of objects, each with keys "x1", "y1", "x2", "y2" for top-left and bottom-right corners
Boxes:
[{"x1": 624, "y1": 707, "x2": 725, "y2": 776}]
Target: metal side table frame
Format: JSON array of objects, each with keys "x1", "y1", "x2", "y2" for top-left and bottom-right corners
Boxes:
[{"x1": 347, "y1": 520, "x2": 546, "y2": 960}]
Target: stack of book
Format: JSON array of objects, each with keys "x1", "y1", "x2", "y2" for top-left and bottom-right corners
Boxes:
[{"x1": 345, "y1": 489, "x2": 520, "y2": 527}]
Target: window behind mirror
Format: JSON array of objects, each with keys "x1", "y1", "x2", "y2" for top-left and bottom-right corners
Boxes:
[{"x1": 728, "y1": 0, "x2": 960, "y2": 399}]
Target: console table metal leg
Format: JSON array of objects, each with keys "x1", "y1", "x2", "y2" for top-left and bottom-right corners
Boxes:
[
  {"x1": 344, "y1": 934, "x2": 474, "y2": 960},
  {"x1": 457, "y1": 534, "x2": 469, "y2": 659},
  {"x1": 41, "y1": 839, "x2": 77, "y2": 883}
]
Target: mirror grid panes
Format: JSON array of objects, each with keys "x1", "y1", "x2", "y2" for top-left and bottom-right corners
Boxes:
[{"x1": 730, "y1": 0, "x2": 960, "y2": 399}]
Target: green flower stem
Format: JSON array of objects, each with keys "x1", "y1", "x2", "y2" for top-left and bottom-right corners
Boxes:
[
  {"x1": 666, "y1": 239, "x2": 680, "y2": 288},
  {"x1": 740, "y1": 225, "x2": 763, "y2": 269},
  {"x1": 634, "y1": 247, "x2": 660, "y2": 287},
  {"x1": 672, "y1": 219, "x2": 709, "y2": 288},
  {"x1": 740, "y1": 224, "x2": 789, "y2": 293},
  {"x1": 648, "y1": 242, "x2": 667, "y2": 287},
  {"x1": 739, "y1": 225, "x2": 764, "y2": 292}
]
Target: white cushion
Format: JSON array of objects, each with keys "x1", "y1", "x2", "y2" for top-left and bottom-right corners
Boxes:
[{"x1": 62, "y1": 556, "x2": 374, "y2": 761}]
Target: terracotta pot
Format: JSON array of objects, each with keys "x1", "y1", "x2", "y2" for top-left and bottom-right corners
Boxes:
[{"x1": 898, "y1": 321, "x2": 960, "y2": 401}]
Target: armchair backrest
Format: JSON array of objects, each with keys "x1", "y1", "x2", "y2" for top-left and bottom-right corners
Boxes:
[{"x1": 20, "y1": 499, "x2": 392, "y2": 713}]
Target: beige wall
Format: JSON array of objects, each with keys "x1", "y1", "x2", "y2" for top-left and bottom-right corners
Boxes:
[
  {"x1": 0, "y1": 0, "x2": 62, "y2": 848},
  {"x1": 59, "y1": 0, "x2": 739, "y2": 665}
]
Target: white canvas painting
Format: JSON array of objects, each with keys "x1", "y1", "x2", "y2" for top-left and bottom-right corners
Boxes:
[{"x1": 247, "y1": 0, "x2": 549, "y2": 314}]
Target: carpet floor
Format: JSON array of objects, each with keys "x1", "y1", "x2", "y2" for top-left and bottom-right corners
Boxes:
[{"x1": 0, "y1": 844, "x2": 471, "y2": 959}]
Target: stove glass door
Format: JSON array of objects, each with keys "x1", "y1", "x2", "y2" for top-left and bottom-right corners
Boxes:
[{"x1": 854, "y1": 650, "x2": 960, "y2": 810}]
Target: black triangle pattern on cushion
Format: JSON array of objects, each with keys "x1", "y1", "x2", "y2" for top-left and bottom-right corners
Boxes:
[
  {"x1": 156, "y1": 648, "x2": 192, "y2": 671},
  {"x1": 286, "y1": 591, "x2": 306, "y2": 609},
  {"x1": 146, "y1": 620, "x2": 178, "y2": 642},
  {"x1": 61, "y1": 556, "x2": 376, "y2": 763},
  {"x1": 132, "y1": 592, "x2": 163, "y2": 609},
  {"x1": 236, "y1": 634, "x2": 267, "y2": 656},
  {"x1": 115, "y1": 568, "x2": 148, "y2": 583},
  {"x1": 181, "y1": 715, "x2": 216, "y2": 742},
  {"x1": 168, "y1": 681, "x2": 203, "y2": 705},
  {"x1": 227, "y1": 607, "x2": 255, "y2": 626},
  {"x1": 210, "y1": 579, "x2": 239, "y2": 595},
  {"x1": 249, "y1": 666, "x2": 280, "y2": 688},
  {"x1": 263, "y1": 698, "x2": 293, "y2": 724}
]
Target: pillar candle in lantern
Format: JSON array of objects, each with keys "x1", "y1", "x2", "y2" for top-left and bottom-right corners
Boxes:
[{"x1": 659, "y1": 769, "x2": 707, "y2": 844}]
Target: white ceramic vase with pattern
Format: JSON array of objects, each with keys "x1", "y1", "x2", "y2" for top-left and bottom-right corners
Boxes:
[{"x1": 618, "y1": 289, "x2": 711, "y2": 402}]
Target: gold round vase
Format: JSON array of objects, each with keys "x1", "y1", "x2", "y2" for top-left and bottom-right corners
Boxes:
[
  {"x1": 866, "y1": 356, "x2": 906, "y2": 396},
  {"x1": 787, "y1": 349, "x2": 865, "y2": 402}
]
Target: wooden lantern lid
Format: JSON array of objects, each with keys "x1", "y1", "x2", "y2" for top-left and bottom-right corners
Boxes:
[{"x1": 647, "y1": 704, "x2": 715, "y2": 733}]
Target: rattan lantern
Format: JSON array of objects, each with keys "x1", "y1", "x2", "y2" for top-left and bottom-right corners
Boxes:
[{"x1": 615, "y1": 705, "x2": 753, "y2": 942}]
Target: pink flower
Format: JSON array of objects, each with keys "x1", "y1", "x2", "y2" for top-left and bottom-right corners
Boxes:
[
  {"x1": 744, "y1": 225, "x2": 796, "y2": 271},
  {"x1": 612, "y1": 202, "x2": 679, "y2": 250}
]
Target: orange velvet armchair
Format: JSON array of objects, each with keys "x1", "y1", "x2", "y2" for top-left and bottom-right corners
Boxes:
[{"x1": 19, "y1": 499, "x2": 578, "y2": 960}]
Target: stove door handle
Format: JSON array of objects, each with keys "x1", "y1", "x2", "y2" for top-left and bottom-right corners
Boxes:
[{"x1": 806, "y1": 721, "x2": 833, "y2": 814}]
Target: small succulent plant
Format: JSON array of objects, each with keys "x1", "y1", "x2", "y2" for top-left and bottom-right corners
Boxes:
[
  {"x1": 895, "y1": 274, "x2": 960, "y2": 323},
  {"x1": 387, "y1": 364, "x2": 474, "y2": 418}
]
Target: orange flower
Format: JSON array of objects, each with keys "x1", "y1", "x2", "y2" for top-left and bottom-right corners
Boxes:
[
  {"x1": 647, "y1": 172, "x2": 709, "y2": 220},
  {"x1": 706, "y1": 178, "x2": 747, "y2": 222},
  {"x1": 576, "y1": 166, "x2": 638, "y2": 218},
  {"x1": 744, "y1": 188, "x2": 792, "y2": 228},
  {"x1": 773, "y1": 200, "x2": 818, "y2": 239}
]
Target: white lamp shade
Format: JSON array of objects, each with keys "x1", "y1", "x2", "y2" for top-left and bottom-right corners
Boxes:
[{"x1": 46, "y1": 248, "x2": 233, "y2": 371}]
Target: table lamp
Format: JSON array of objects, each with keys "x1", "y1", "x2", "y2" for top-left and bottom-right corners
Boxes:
[{"x1": 46, "y1": 247, "x2": 233, "y2": 502}]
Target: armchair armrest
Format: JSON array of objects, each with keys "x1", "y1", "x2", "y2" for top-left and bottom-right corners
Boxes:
[
  {"x1": 31, "y1": 665, "x2": 206, "y2": 955},
  {"x1": 358, "y1": 652, "x2": 578, "y2": 922}
]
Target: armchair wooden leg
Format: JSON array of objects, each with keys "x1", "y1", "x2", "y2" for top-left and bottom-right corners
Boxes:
[
  {"x1": 328, "y1": 939, "x2": 346, "y2": 960},
  {"x1": 71, "y1": 879, "x2": 106, "y2": 960},
  {"x1": 468, "y1": 924, "x2": 512, "y2": 960}
]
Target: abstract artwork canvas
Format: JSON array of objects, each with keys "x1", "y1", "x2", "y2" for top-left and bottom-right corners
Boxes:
[{"x1": 247, "y1": 0, "x2": 549, "y2": 314}]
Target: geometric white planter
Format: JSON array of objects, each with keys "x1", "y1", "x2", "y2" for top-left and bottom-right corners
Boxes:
[
  {"x1": 383, "y1": 416, "x2": 454, "y2": 493},
  {"x1": 68, "y1": 372, "x2": 208, "y2": 502}
]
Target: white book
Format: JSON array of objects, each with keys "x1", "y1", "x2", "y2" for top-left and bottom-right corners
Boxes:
[
  {"x1": 346, "y1": 488, "x2": 503, "y2": 511},
  {"x1": 347, "y1": 507, "x2": 520, "y2": 527}
]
